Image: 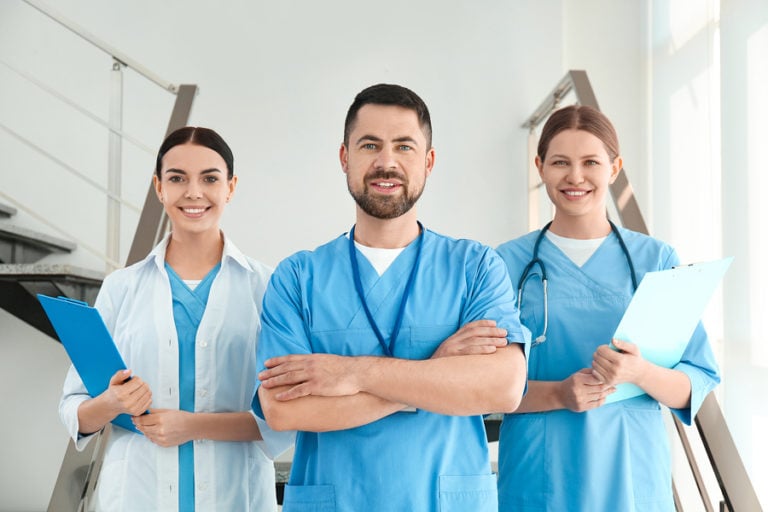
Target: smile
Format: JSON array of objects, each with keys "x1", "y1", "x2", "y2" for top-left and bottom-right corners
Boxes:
[
  {"x1": 562, "y1": 190, "x2": 589, "y2": 197},
  {"x1": 182, "y1": 207, "x2": 207, "y2": 214}
]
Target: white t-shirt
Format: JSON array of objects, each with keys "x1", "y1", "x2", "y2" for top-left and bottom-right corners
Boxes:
[{"x1": 545, "y1": 230, "x2": 607, "y2": 267}]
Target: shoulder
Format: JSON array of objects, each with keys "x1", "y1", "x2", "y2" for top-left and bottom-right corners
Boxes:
[
  {"x1": 271, "y1": 235, "x2": 347, "y2": 279},
  {"x1": 616, "y1": 227, "x2": 678, "y2": 268},
  {"x1": 495, "y1": 230, "x2": 540, "y2": 262},
  {"x1": 422, "y1": 228, "x2": 497, "y2": 261}
]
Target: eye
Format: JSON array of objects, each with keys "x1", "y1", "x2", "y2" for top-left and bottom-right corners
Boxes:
[
  {"x1": 398, "y1": 144, "x2": 412, "y2": 151},
  {"x1": 167, "y1": 175, "x2": 184, "y2": 183},
  {"x1": 551, "y1": 160, "x2": 568, "y2": 166},
  {"x1": 585, "y1": 159, "x2": 600, "y2": 166},
  {"x1": 362, "y1": 143, "x2": 377, "y2": 150},
  {"x1": 204, "y1": 175, "x2": 219, "y2": 183}
]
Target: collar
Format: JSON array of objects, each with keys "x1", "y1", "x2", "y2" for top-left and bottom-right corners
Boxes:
[{"x1": 139, "y1": 231, "x2": 252, "y2": 273}]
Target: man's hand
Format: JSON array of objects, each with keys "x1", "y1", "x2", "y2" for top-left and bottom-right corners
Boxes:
[
  {"x1": 431, "y1": 320, "x2": 508, "y2": 358},
  {"x1": 259, "y1": 354, "x2": 365, "y2": 401}
]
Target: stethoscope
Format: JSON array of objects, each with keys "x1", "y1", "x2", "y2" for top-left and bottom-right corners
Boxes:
[{"x1": 517, "y1": 220, "x2": 638, "y2": 346}]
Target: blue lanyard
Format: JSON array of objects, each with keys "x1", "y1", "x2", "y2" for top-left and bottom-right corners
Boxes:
[{"x1": 349, "y1": 222, "x2": 424, "y2": 357}]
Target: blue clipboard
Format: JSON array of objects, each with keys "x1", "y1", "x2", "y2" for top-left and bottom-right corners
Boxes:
[
  {"x1": 38, "y1": 294, "x2": 141, "y2": 433},
  {"x1": 605, "y1": 257, "x2": 733, "y2": 403}
]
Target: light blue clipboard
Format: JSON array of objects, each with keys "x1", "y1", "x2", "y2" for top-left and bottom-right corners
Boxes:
[
  {"x1": 38, "y1": 294, "x2": 142, "y2": 433},
  {"x1": 605, "y1": 257, "x2": 733, "y2": 404}
]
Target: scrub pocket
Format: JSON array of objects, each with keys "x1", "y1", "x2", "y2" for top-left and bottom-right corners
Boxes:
[
  {"x1": 438, "y1": 474, "x2": 497, "y2": 512},
  {"x1": 282, "y1": 484, "x2": 336, "y2": 512}
]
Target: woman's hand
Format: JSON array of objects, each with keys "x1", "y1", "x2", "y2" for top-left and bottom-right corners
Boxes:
[
  {"x1": 103, "y1": 369, "x2": 152, "y2": 417},
  {"x1": 133, "y1": 409, "x2": 194, "y2": 447},
  {"x1": 591, "y1": 338, "x2": 648, "y2": 386},
  {"x1": 557, "y1": 369, "x2": 616, "y2": 412}
]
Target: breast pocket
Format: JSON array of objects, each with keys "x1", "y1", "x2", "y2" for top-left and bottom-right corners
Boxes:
[
  {"x1": 439, "y1": 474, "x2": 498, "y2": 512},
  {"x1": 406, "y1": 324, "x2": 457, "y2": 360},
  {"x1": 282, "y1": 484, "x2": 336, "y2": 512}
]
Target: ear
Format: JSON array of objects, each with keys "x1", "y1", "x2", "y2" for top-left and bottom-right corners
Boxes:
[
  {"x1": 226, "y1": 175, "x2": 238, "y2": 202},
  {"x1": 535, "y1": 155, "x2": 544, "y2": 179},
  {"x1": 424, "y1": 147, "x2": 436, "y2": 178},
  {"x1": 153, "y1": 175, "x2": 163, "y2": 203},
  {"x1": 609, "y1": 156, "x2": 623, "y2": 184},
  {"x1": 339, "y1": 143, "x2": 349, "y2": 174}
]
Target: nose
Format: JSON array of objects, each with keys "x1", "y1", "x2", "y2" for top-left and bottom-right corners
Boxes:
[
  {"x1": 565, "y1": 164, "x2": 585, "y2": 184},
  {"x1": 185, "y1": 182, "x2": 203, "y2": 200},
  {"x1": 373, "y1": 146, "x2": 397, "y2": 170}
]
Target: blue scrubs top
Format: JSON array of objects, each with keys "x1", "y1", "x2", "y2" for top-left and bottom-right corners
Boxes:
[
  {"x1": 254, "y1": 228, "x2": 529, "y2": 512},
  {"x1": 495, "y1": 227, "x2": 720, "y2": 512},
  {"x1": 167, "y1": 263, "x2": 220, "y2": 512}
]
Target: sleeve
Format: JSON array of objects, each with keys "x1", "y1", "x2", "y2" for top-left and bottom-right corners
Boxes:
[
  {"x1": 57, "y1": 273, "x2": 121, "y2": 450},
  {"x1": 251, "y1": 258, "x2": 313, "y2": 419},
  {"x1": 251, "y1": 410, "x2": 296, "y2": 459},
  {"x1": 662, "y1": 247, "x2": 721, "y2": 425},
  {"x1": 464, "y1": 246, "x2": 531, "y2": 355},
  {"x1": 670, "y1": 322, "x2": 721, "y2": 425}
]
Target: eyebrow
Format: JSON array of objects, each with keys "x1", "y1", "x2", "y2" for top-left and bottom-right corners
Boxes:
[
  {"x1": 548, "y1": 153, "x2": 602, "y2": 160},
  {"x1": 163, "y1": 168, "x2": 223, "y2": 175},
  {"x1": 354, "y1": 135, "x2": 420, "y2": 147}
]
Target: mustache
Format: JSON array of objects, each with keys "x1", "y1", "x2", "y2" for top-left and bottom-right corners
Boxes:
[{"x1": 365, "y1": 170, "x2": 407, "y2": 182}]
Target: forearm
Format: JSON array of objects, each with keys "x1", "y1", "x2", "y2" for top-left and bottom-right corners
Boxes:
[
  {"x1": 635, "y1": 364, "x2": 691, "y2": 409},
  {"x1": 187, "y1": 411, "x2": 263, "y2": 442},
  {"x1": 77, "y1": 395, "x2": 120, "y2": 435},
  {"x1": 259, "y1": 385, "x2": 405, "y2": 432},
  {"x1": 359, "y1": 344, "x2": 526, "y2": 415},
  {"x1": 512, "y1": 381, "x2": 564, "y2": 413}
]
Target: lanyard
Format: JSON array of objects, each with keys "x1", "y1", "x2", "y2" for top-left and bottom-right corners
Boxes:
[{"x1": 349, "y1": 222, "x2": 425, "y2": 357}]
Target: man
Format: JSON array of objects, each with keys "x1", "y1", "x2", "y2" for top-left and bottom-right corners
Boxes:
[{"x1": 253, "y1": 83, "x2": 528, "y2": 511}]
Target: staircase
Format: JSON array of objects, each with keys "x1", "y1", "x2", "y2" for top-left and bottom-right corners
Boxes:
[{"x1": 0, "y1": 201, "x2": 103, "y2": 340}]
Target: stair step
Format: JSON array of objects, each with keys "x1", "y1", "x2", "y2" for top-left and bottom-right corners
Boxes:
[
  {"x1": 0, "y1": 263, "x2": 104, "y2": 340},
  {"x1": 0, "y1": 203, "x2": 17, "y2": 218},
  {"x1": 0, "y1": 224, "x2": 77, "y2": 264}
]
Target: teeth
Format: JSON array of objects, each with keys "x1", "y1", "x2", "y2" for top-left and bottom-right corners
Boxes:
[
  {"x1": 183, "y1": 208, "x2": 206, "y2": 214},
  {"x1": 377, "y1": 183, "x2": 396, "y2": 188},
  {"x1": 564, "y1": 191, "x2": 587, "y2": 197}
]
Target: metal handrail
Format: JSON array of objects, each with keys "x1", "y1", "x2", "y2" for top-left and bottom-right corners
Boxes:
[
  {"x1": 0, "y1": 58, "x2": 156, "y2": 156},
  {"x1": 21, "y1": 0, "x2": 178, "y2": 94},
  {"x1": 0, "y1": 122, "x2": 141, "y2": 213}
]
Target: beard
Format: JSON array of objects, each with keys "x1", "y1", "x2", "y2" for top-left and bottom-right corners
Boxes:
[{"x1": 348, "y1": 170, "x2": 424, "y2": 219}]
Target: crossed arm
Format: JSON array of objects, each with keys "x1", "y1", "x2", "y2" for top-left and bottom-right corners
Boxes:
[{"x1": 258, "y1": 320, "x2": 527, "y2": 432}]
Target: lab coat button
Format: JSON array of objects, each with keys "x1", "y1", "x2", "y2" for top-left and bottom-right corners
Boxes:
[
  {"x1": 200, "y1": 388, "x2": 207, "y2": 397},
  {"x1": 199, "y1": 340, "x2": 208, "y2": 348}
]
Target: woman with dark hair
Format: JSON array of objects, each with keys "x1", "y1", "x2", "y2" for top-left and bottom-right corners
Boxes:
[
  {"x1": 495, "y1": 106, "x2": 720, "y2": 511},
  {"x1": 59, "y1": 127, "x2": 292, "y2": 511}
]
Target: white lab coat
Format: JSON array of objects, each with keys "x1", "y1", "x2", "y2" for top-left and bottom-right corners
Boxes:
[{"x1": 59, "y1": 233, "x2": 294, "y2": 512}]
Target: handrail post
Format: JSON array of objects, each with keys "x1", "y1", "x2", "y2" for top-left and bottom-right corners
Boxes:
[
  {"x1": 126, "y1": 84, "x2": 198, "y2": 265},
  {"x1": 106, "y1": 59, "x2": 124, "y2": 273}
]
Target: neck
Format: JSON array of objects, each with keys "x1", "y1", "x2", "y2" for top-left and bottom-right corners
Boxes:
[
  {"x1": 353, "y1": 209, "x2": 420, "y2": 249},
  {"x1": 165, "y1": 229, "x2": 224, "y2": 279},
  {"x1": 548, "y1": 213, "x2": 612, "y2": 239}
]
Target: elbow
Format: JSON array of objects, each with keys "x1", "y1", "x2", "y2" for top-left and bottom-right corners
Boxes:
[
  {"x1": 261, "y1": 398, "x2": 295, "y2": 432},
  {"x1": 494, "y1": 380, "x2": 525, "y2": 413}
]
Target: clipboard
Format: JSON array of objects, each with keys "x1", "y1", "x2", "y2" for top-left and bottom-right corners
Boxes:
[
  {"x1": 605, "y1": 257, "x2": 733, "y2": 404},
  {"x1": 38, "y1": 294, "x2": 141, "y2": 433}
]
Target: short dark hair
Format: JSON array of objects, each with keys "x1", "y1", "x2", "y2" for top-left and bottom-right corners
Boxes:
[
  {"x1": 537, "y1": 105, "x2": 620, "y2": 162},
  {"x1": 155, "y1": 126, "x2": 234, "y2": 179},
  {"x1": 343, "y1": 84, "x2": 432, "y2": 149}
]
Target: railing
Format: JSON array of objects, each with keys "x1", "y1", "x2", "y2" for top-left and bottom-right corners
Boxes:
[
  {"x1": 1, "y1": 1, "x2": 199, "y2": 510},
  {"x1": 522, "y1": 69, "x2": 761, "y2": 512}
]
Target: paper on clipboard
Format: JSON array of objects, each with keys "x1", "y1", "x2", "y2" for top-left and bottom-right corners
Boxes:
[
  {"x1": 38, "y1": 294, "x2": 141, "y2": 433},
  {"x1": 605, "y1": 257, "x2": 733, "y2": 404}
]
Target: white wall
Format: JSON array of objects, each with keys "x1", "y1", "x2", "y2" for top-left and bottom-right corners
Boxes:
[{"x1": 1, "y1": 0, "x2": 715, "y2": 510}]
